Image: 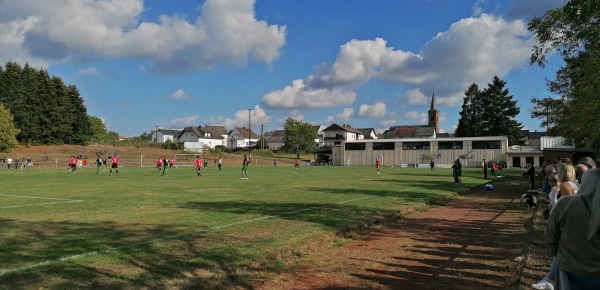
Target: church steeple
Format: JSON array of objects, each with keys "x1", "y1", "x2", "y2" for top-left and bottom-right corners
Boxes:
[{"x1": 428, "y1": 88, "x2": 440, "y2": 135}]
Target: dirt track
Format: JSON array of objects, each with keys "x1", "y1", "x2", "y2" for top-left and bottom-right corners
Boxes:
[{"x1": 255, "y1": 179, "x2": 550, "y2": 290}]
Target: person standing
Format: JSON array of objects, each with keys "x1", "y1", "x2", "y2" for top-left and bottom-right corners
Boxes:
[
  {"x1": 161, "y1": 156, "x2": 168, "y2": 176},
  {"x1": 169, "y1": 157, "x2": 175, "y2": 169},
  {"x1": 7, "y1": 157, "x2": 12, "y2": 170},
  {"x1": 273, "y1": 159, "x2": 277, "y2": 168},
  {"x1": 430, "y1": 160, "x2": 435, "y2": 173},
  {"x1": 95, "y1": 155, "x2": 103, "y2": 174},
  {"x1": 68, "y1": 155, "x2": 78, "y2": 174},
  {"x1": 102, "y1": 157, "x2": 107, "y2": 172},
  {"x1": 157, "y1": 156, "x2": 163, "y2": 172},
  {"x1": 195, "y1": 155, "x2": 203, "y2": 177},
  {"x1": 482, "y1": 158, "x2": 488, "y2": 179},
  {"x1": 217, "y1": 158, "x2": 222, "y2": 171},
  {"x1": 295, "y1": 159, "x2": 299, "y2": 170},
  {"x1": 109, "y1": 154, "x2": 119, "y2": 176},
  {"x1": 452, "y1": 159, "x2": 462, "y2": 185},
  {"x1": 241, "y1": 154, "x2": 249, "y2": 179},
  {"x1": 544, "y1": 168, "x2": 600, "y2": 289},
  {"x1": 376, "y1": 158, "x2": 381, "y2": 174}
]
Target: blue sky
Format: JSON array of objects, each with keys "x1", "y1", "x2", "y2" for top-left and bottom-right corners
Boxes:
[{"x1": 0, "y1": 0, "x2": 565, "y2": 137}]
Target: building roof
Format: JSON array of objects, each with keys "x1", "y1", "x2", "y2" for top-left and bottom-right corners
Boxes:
[
  {"x1": 265, "y1": 130, "x2": 285, "y2": 142},
  {"x1": 507, "y1": 145, "x2": 543, "y2": 154},
  {"x1": 200, "y1": 125, "x2": 227, "y2": 138},
  {"x1": 232, "y1": 127, "x2": 260, "y2": 139},
  {"x1": 383, "y1": 125, "x2": 435, "y2": 138},
  {"x1": 323, "y1": 123, "x2": 365, "y2": 135}
]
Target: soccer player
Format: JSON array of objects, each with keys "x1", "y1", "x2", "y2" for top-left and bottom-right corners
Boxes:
[
  {"x1": 157, "y1": 156, "x2": 163, "y2": 172},
  {"x1": 161, "y1": 156, "x2": 168, "y2": 176},
  {"x1": 109, "y1": 154, "x2": 119, "y2": 176},
  {"x1": 95, "y1": 155, "x2": 103, "y2": 174},
  {"x1": 375, "y1": 158, "x2": 380, "y2": 174},
  {"x1": 241, "y1": 154, "x2": 249, "y2": 179},
  {"x1": 217, "y1": 158, "x2": 222, "y2": 171},
  {"x1": 169, "y1": 157, "x2": 175, "y2": 169},
  {"x1": 430, "y1": 160, "x2": 435, "y2": 173},
  {"x1": 195, "y1": 155, "x2": 203, "y2": 177},
  {"x1": 295, "y1": 159, "x2": 299, "y2": 170},
  {"x1": 69, "y1": 155, "x2": 78, "y2": 174}
]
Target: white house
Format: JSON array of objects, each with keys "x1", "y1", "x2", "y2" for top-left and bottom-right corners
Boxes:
[
  {"x1": 151, "y1": 129, "x2": 181, "y2": 143},
  {"x1": 228, "y1": 127, "x2": 260, "y2": 148},
  {"x1": 357, "y1": 127, "x2": 378, "y2": 140},
  {"x1": 313, "y1": 125, "x2": 326, "y2": 147},
  {"x1": 178, "y1": 125, "x2": 227, "y2": 150},
  {"x1": 322, "y1": 124, "x2": 365, "y2": 147}
]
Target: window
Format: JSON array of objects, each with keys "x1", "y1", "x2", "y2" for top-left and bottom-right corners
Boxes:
[
  {"x1": 472, "y1": 141, "x2": 501, "y2": 149},
  {"x1": 373, "y1": 142, "x2": 395, "y2": 150},
  {"x1": 438, "y1": 141, "x2": 463, "y2": 149},
  {"x1": 402, "y1": 142, "x2": 430, "y2": 150},
  {"x1": 345, "y1": 143, "x2": 365, "y2": 150}
]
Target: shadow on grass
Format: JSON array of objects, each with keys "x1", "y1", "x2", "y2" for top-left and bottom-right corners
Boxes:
[{"x1": 0, "y1": 219, "x2": 260, "y2": 289}]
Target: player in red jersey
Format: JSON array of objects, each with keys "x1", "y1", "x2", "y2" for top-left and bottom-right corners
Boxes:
[
  {"x1": 109, "y1": 154, "x2": 119, "y2": 176},
  {"x1": 375, "y1": 158, "x2": 381, "y2": 174},
  {"x1": 195, "y1": 155, "x2": 203, "y2": 177}
]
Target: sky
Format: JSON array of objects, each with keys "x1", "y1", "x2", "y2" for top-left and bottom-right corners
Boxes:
[{"x1": 0, "y1": 0, "x2": 566, "y2": 137}]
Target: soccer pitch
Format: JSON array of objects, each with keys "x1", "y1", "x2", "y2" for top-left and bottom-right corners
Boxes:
[{"x1": 0, "y1": 165, "x2": 490, "y2": 288}]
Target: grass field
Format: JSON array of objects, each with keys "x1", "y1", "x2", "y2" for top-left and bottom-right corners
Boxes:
[{"x1": 0, "y1": 164, "x2": 497, "y2": 289}]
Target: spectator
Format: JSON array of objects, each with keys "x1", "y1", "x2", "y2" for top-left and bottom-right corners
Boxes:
[
  {"x1": 557, "y1": 162, "x2": 579, "y2": 198},
  {"x1": 544, "y1": 168, "x2": 600, "y2": 289}
]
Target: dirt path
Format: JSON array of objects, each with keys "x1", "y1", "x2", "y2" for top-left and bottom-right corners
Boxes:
[{"x1": 255, "y1": 180, "x2": 547, "y2": 290}]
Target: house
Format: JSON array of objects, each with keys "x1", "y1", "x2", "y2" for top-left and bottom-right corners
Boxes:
[
  {"x1": 228, "y1": 127, "x2": 260, "y2": 148},
  {"x1": 177, "y1": 125, "x2": 227, "y2": 151},
  {"x1": 322, "y1": 124, "x2": 365, "y2": 147},
  {"x1": 264, "y1": 130, "x2": 285, "y2": 150},
  {"x1": 151, "y1": 129, "x2": 181, "y2": 143},
  {"x1": 313, "y1": 125, "x2": 325, "y2": 147},
  {"x1": 356, "y1": 128, "x2": 378, "y2": 140}
]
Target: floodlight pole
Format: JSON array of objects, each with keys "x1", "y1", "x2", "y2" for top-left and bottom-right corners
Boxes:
[{"x1": 248, "y1": 108, "x2": 252, "y2": 161}]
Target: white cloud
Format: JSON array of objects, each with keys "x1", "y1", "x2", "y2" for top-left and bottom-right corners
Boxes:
[
  {"x1": 168, "y1": 115, "x2": 199, "y2": 127},
  {"x1": 0, "y1": 0, "x2": 286, "y2": 72},
  {"x1": 377, "y1": 119, "x2": 397, "y2": 128},
  {"x1": 77, "y1": 66, "x2": 100, "y2": 76},
  {"x1": 400, "y1": 89, "x2": 428, "y2": 107},
  {"x1": 403, "y1": 111, "x2": 427, "y2": 122},
  {"x1": 326, "y1": 108, "x2": 354, "y2": 123},
  {"x1": 262, "y1": 79, "x2": 356, "y2": 109},
  {"x1": 169, "y1": 89, "x2": 191, "y2": 100},
  {"x1": 264, "y1": 13, "x2": 534, "y2": 111},
  {"x1": 357, "y1": 102, "x2": 386, "y2": 118},
  {"x1": 208, "y1": 105, "x2": 271, "y2": 130}
]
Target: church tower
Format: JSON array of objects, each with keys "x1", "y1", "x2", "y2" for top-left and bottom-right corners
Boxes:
[{"x1": 428, "y1": 90, "x2": 440, "y2": 135}]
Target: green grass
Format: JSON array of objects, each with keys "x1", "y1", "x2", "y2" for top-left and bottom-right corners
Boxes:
[{"x1": 0, "y1": 164, "x2": 497, "y2": 289}]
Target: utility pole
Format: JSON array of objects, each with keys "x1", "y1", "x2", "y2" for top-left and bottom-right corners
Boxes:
[
  {"x1": 248, "y1": 108, "x2": 252, "y2": 161},
  {"x1": 155, "y1": 125, "x2": 158, "y2": 142}
]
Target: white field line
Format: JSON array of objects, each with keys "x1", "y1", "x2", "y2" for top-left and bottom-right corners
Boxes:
[
  {"x1": 0, "y1": 187, "x2": 416, "y2": 276},
  {"x1": 0, "y1": 194, "x2": 83, "y2": 209}
]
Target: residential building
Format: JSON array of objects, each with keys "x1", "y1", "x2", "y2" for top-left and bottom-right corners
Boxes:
[
  {"x1": 151, "y1": 129, "x2": 181, "y2": 143},
  {"x1": 228, "y1": 127, "x2": 260, "y2": 148},
  {"x1": 322, "y1": 124, "x2": 365, "y2": 147}
]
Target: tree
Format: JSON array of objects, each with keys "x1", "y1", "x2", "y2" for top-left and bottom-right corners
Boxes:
[
  {"x1": 455, "y1": 77, "x2": 523, "y2": 145},
  {"x1": 530, "y1": 97, "x2": 564, "y2": 133},
  {"x1": 0, "y1": 103, "x2": 20, "y2": 152},
  {"x1": 0, "y1": 62, "x2": 92, "y2": 145},
  {"x1": 281, "y1": 118, "x2": 317, "y2": 158},
  {"x1": 455, "y1": 83, "x2": 483, "y2": 137},
  {"x1": 529, "y1": 1, "x2": 600, "y2": 150},
  {"x1": 481, "y1": 76, "x2": 523, "y2": 145},
  {"x1": 89, "y1": 116, "x2": 108, "y2": 143}
]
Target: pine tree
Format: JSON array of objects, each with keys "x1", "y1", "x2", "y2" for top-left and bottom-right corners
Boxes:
[
  {"x1": 455, "y1": 77, "x2": 523, "y2": 145},
  {"x1": 455, "y1": 83, "x2": 483, "y2": 137},
  {"x1": 481, "y1": 76, "x2": 523, "y2": 145}
]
